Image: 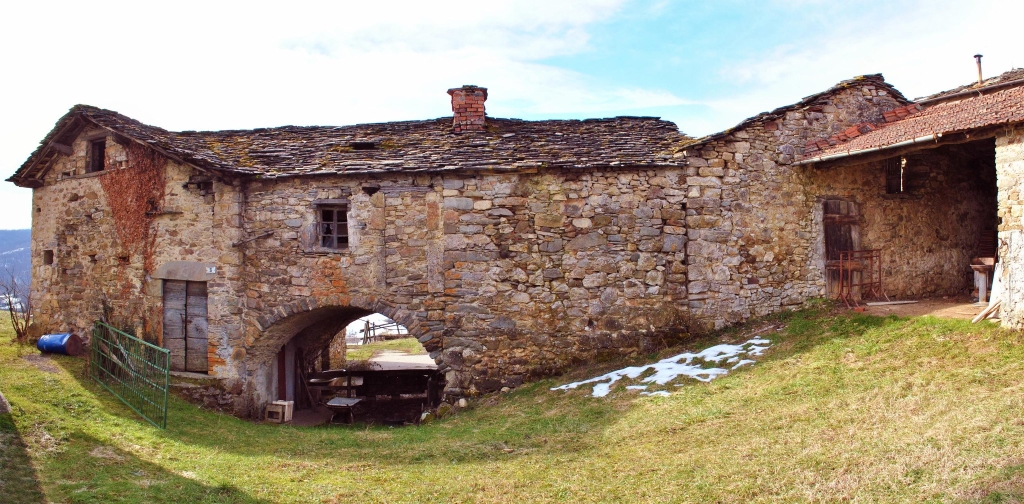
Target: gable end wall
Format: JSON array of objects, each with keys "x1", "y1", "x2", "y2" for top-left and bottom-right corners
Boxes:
[{"x1": 683, "y1": 83, "x2": 905, "y2": 327}]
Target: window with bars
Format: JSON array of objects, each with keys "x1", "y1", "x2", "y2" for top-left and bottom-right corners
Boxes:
[
  {"x1": 318, "y1": 205, "x2": 349, "y2": 249},
  {"x1": 884, "y1": 156, "x2": 906, "y2": 194}
]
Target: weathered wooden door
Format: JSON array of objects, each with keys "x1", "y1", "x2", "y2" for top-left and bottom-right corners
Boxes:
[
  {"x1": 185, "y1": 282, "x2": 209, "y2": 372},
  {"x1": 162, "y1": 280, "x2": 208, "y2": 373},
  {"x1": 163, "y1": 281, "x2": 187, "y2": 371},
  {"x1": 824, "y1": 199, "x2": 859, "y2": 261}
]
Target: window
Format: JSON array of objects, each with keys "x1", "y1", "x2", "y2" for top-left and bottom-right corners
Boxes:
[
  {"x1": 884, "y1": 156, "x2": 905, "y2": 194},
  {"x1": 319, "y1": 205, "x2": 349, "y2": 249},
  {"x1": 88, "y1": 138, "x2": 106, "y2": 173},
  {"x1": 43, "y1": 250, "x2": 54, "y2": 265}
]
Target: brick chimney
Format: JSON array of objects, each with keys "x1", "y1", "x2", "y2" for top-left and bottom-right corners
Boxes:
[{"x1": 447, "y1": 85, "x2": 487, "y2": 133}]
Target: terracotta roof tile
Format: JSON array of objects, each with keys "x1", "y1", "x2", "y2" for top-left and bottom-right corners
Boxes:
[{"x1": 806, "y1": 84, "x2": 1024, "y2": 160}]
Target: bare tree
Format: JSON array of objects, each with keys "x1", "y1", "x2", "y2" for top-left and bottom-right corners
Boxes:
[{"x1": 1, "y1": 265, "x2": 31, "y2": 343}]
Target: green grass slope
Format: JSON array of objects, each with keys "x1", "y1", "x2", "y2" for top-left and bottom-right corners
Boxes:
[{"x1": 1, "y1": 309, "x2": 1023, "y2": 503}]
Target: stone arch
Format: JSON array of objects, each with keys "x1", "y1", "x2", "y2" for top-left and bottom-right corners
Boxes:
[{"x1": 243, "y1": 294, "x2": 440, "y2": 410}]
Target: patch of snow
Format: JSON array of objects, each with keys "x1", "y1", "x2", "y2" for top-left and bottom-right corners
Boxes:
[
  {"x1": 0, "y1": 247, "x2": 25, "y2": 256},
  {"x1": 640, "y1": 391, "x2": 671, "y2": 397},
  {"x1": 551, "y1": 337, "x2": 771, "y2": 398},
  {"x1": 731, "y1": 359, "x2": 755, "y2": 370}
]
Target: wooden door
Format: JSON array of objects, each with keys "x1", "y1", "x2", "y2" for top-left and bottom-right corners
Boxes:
[
  {"x1": 824, "y1": 200, "x2": 859, "y2": 261},
  {"x1": 162, "y1": 280, "x2": 208, "y2": 373},
  {"x1": 185, "y1": 281, "x2": 209, "y2": 373},
  {"x1": 162, "y1": 280, "x2": 187, "y2": 371}
]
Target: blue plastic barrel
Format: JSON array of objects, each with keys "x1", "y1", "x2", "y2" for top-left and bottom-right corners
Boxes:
[{"x1": 37, "y1": 333, "x2": 84, "y2": 356}]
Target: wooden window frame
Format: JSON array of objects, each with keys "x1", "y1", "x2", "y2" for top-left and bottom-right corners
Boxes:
[{"x1": 316, "y1": 200, "x2": 349, "y2": 250}]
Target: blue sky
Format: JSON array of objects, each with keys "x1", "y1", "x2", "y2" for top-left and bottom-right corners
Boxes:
[{"x1": 1, "y1": 0, "x2": 1020, "y2": 229}]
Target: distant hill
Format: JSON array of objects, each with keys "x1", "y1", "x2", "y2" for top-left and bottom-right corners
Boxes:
[
  {"x1": 0, "y1": 229, "x2": 30, "y2": 309},
  {"x1": 0, "y1": 229, "x2": 31, "y2": 275}
]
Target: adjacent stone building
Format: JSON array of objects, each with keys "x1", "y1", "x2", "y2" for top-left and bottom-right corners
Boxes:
[{"x1": 10, "y1": 72, "x2": 1024, "y2": 416}]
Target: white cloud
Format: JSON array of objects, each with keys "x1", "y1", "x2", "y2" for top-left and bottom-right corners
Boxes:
[
  {"x1": 695, "y1": 0, "x2": 1024, "y2": 134},
  {"x1": 0, "y1": 0, "x2": 695, "y2": 229},
  {"x1": 4, "y1": 0, "x2": 1022, "y2": 229}
]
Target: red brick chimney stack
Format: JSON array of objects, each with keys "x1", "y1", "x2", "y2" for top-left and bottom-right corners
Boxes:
[{"x1": 448, "y1": 85, "x2": 487, "y2": 133}]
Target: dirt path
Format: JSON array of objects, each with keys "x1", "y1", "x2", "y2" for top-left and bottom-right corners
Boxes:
[
  {"x1": 855, "y1": 297, "x2": 993, "y2": 321},
  {"x1": 368, "y1": 350, "x2": 437, "y2": 371}
]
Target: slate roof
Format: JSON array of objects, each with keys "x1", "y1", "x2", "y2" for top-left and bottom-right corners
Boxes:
[
  {"x1": 8, "y1": 105, "x2": 689, "y2": 186},
  {"x1": 804, "y1": 74, "x2": 1024, "y2": 161},
  {"x1": 687, "y1": 74, "x2": 909, "y2": 148},
  {"x1": 916, "y1": 67, "x2": 1024, "y2": 102}
]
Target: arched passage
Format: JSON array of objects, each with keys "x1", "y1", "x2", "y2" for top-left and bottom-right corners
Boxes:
[{"x1": 244, "y1": 295, "x2": 439, "y2": 412}]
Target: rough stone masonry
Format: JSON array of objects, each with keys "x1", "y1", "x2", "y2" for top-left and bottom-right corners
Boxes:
[{"x1": 10, "y1": 73, "x2": 1019, "y2": 416}]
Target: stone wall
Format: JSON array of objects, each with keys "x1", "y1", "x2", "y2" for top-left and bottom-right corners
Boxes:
[
  {"x1": 996, "y1": 129, "x2": 1024, "y2": 328},
  {"x1": 34, "y1": 77, "x2": 1000, "y2": 416},
  {"x1": 802, "y1": 142, "x2": 996, "y2": 298},
  {"x1": 682, "y1": 81, "x2": 906, "y2": 327},
  {"x1": 236, "y1": 167, "x2": 690, "y2": 402},
  {"x1": 29, "y1": 127, "x2": 245, "y2": 381}
]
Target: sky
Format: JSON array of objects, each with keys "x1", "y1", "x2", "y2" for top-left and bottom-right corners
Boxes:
[{"x1": 2, "y1": 0, "x2": 1021, "y2": 230}]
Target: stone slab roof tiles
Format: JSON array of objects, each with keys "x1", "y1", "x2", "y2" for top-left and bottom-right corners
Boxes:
[
  {"x1": 8, "y1": 105, "x2": 689, "y2": 186},
  {"x1": 916, "y1": 67, "x2": 1024, "y2": 102},
  {"x1": 687, "y1": 74, "x2": 909, "y2": 148}
]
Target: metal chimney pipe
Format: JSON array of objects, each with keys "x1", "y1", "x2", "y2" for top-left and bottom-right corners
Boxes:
[{"x1": 975, "y1": 54, "x2": 984, "y2": 85}]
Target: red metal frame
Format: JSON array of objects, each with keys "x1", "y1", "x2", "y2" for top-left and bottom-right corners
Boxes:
[{"x1": 831, "y1": 249, "x2": 889, "y2": 308}]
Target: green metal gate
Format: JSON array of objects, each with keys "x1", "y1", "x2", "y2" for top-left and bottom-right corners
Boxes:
[{"x1": 90, "y1": 321, "x2": 170, "y2": 428}]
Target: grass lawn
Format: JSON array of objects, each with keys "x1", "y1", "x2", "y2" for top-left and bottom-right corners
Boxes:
[
  {"x1": 2, "y1": 308, "x2": 1024, "y2": 503},
  {"x1": 345, "y1": 337, "x2": 427, "y2": 362}
]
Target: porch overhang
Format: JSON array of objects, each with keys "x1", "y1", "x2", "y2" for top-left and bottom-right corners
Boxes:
[{"x1": 794, "y1": 134, "x2": 941, "y2": 166}]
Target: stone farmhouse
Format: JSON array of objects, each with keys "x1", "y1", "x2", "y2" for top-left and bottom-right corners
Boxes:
[{"x1": 9, "y1": 70, "x2": 1024, "y2": 416}]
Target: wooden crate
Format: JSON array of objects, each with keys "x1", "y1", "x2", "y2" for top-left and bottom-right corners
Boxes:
[{"x1": 266, "y1": 400, "x2": 294, "y2": 423}]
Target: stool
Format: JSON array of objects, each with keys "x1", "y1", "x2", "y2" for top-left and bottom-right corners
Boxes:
[{"x1": 326, "y1": 397, "x2": 362, "y2": 424}]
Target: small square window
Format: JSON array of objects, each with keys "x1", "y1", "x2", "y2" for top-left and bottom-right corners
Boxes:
[
  {"x1": 88, "y1": 139, "x2": 106, "y2": 173},
  {"x1": 318, "y1": 205, "x2": 348, "y2": 249},
  {"x1": 43, "y1": 250, "x2": 54, "y2": 265}
]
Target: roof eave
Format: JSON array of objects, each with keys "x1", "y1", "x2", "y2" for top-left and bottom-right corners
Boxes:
[
  {"x1": 794, "y1": 133, "x2": 942, "y2": 166},
  {"x1": 7, "y1": 108, "x2": 237, "y2": 188}
]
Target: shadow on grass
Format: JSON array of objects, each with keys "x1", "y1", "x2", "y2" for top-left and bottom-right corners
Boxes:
[
  {"x1": 40, "y1": 308, "x2": 925, "y2": 469},
  {"x1": 0, "y1": 411, "x2": 45, "y2": 504},
  {"x1": 41, "y1": 338, "x2": 639, "y2": 466},
  {"x1": 49, "y1": 432, "x2": 271, "y2": 504},
  {"x1": 44, "y1": 352, "x2": 170, "y2": 430}
]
